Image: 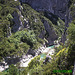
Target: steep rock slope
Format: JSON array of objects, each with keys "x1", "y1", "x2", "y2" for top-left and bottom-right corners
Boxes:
[
  {"x1": 11, "y1": 3, "x2": 65, "y2": 45},
  {"x1": 0, "y1": 0, "x2": 65, "y2": 59},
  {"x1": 19, "y1": 0, "x2": 69, "y2": 20}
]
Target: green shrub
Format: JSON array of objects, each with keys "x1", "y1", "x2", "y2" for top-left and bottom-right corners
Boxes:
[
  {"x1": 28, "y1": 55, "x2": 40, "y2": 69},
  {"x1": 0, "y1": 6, "x2": 2, "y2": 10},
  {"x1": 67, "y1": 22, "x2": 75, "y2": 44},
  {"x1": 7, "y1": 13, "x2": 13, "y2": 21},
  {"x1": 18, "y1": 43, "x2": 30, "y2": 53},
  {"x1": 22, "y1": 4, "x2": 45, "y2": 36},
  {"x1": 8, "y1": 64, "x2": 18, "y2": 75}
]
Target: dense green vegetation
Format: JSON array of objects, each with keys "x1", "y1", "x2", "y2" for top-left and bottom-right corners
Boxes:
[
  {"x1": 0, "y1": 0, "x2": 64, "y2": 59},
  {"x1": 0, "y1": 0, "x2": 45, "y2": 59},
  {"x1": 0, "y1": 0, "x2": 75, "y2": 75},
  {"x1": 21, "y1": 4, "x2": 45, "y2": 36},
  {"x1": 21, "y1": 3, "x2": 65, "y2": 37}
]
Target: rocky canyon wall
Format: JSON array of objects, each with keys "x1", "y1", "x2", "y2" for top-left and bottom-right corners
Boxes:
[{"x1": 19, "y1": 0, "x2": 69, "y2": 20}]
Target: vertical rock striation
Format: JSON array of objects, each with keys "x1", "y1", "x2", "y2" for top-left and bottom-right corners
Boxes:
[
  {"x1": 12, "y1": 8, "x2": 24, "y2": 32},
  {"x1": 19, "y1": 0, "x2": 69, "y2": 20},
  {"x1": 42, "y1": 19, "x2": 58, "y2": 45}
]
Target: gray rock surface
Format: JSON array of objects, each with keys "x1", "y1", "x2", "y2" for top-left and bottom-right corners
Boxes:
[
  {"x1": 43, "y1": 19, "x2": 58, "y2": 45},
  {"x1": 12, "y1": 11, "x2": 23, "y2": 32},
  {"x1": 19, "y1": 0, "x2": 69, "y2": 19}
]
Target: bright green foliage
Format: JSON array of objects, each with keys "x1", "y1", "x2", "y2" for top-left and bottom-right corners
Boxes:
[
  {"x1": 27, "y1": 45, "x2": 74, "y2": 75},
  {"x1": 28, "y1": 55, "x2": 58, "y2": 75},
  {"x1": 21, "y1": 3, "x2": 65, "y2": 38},
  {"x1": 7, "y1": 0, "x2": 20, "y2": 8},
  {"x1": 0, "y1": 0, "x2": 19, "y2": 38},
  {"x1": 21, "y1": 30, "x2": 37, "y2": 45},
  {"x1": 0, "y1": 0, "x2": 74, "y2": 75},
  {"x1": 42, "y1": 47, "x2": 72, "y2": 75},
  {"x1": 67, "y1": 21, "x2": 75, "y2": 44},
  {"x1": 36, "y1": 37, "x2": 44, "y2": 44},
  {"x1": 55, "y1": 45, "x2": 64, "y2": 54},
  {"x1": 0, "y1": 30, "x2": 38, "y2": 58},
  {"x1": 54, "y1": 18, "x2": 65, "y2": 36},
  {"x1": 8, "y1": 64, "x2": 18, "y2": 75},
  {"x1": 70, "y1": 0, "x2": 75, "y2": 20},
  {"x1": 0, "y1": 38, "x2": 16, "y2": 58},
  {"x1": 66, "y1": 20, "x2": 75, "y2": 70},
  {"x1": 21, "y1": 4, "x2": 45, "y2": 36},
  {"x1": 8, "y1": 30, "x2": 37, "y2": 48},
  {"x1": 29, "y1": 66, "x2": 43, "y2": 75},
  {"x1": 0, "y1": 6, "x2": 2, "y2": 10},
  {"x1": 0, "y1": 20, "x2": 10, "y2": 37},
  {"x1": 0, "y1": 29, "x2": 41, "y2": 57},
  {"x1": 7, "y1": 13, "x2": 13, "y2": 21},
  {"x1": 18, "y1": 43, "x2": 30, "y2": 54},
  {"x1": 7, "y1": 30, "x2": 38, "y2": 55},
  {"x1": 67, "y1": 44, "x2": 75, "y2": 68},
  {"x1": 0, "y1": 6, "x2": 17, "y2": 16},
  {"x1": 28, "y1": 55, "x2": 40, "y2": 69},
  {"x1": 40, "y1": 11, "x2": 65, "y2": 37},
  {"x1": 28, "y1": 55, "x2": 44, "y2": 75},
  {"x1": 20, "y1": 67, "x2": 28, "y2": 75}
]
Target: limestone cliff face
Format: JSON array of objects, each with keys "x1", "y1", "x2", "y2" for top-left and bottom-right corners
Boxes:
[
  {"x1": 19, "y1": 0, "x2": 69, "y2": 19},
  {"x1": 12, "y1": 8, "x2": 24, "y2": 32},
  {"x1": 42, "y1": 19, "x2": 58, "y2": 45},
  {"x1": 10, "y1": 2, "x2": 64, "y2": 45}
]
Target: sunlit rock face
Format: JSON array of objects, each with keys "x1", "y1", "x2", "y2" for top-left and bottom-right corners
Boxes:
[{"x1": 19, "y1": 0, "x2": 68, "y2": 19}]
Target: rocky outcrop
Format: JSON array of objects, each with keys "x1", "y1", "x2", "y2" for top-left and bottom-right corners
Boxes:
[
  {"x1": 10, "y1": 2, "x2": 62, "y2": 45},
  {"x1": 12, "y1": 11, "x2": 24, "y2": 32},
  {"x1": 42, "y1": 19, "x2": 58, "y2": 45},
  {"x1": 19, "y1": 0, "x2": 69, "y2": 20},
  {"x1": 11, "y1": 5, "x2": 24, "y2": 32},
  {"x1": 0, "y1": 56, "x2": 20, "y2": 72}
]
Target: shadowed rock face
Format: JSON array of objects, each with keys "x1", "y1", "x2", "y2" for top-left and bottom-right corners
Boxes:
[
  {"x1": 42, "y1": 19, "x2": 58, "y2": 45},
  {"x1": 19, "y1": 0, "x2": 68, "y2": 19},
  {"x1": 12, "y1": 11, "x2": 24, "y2": 32}
]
